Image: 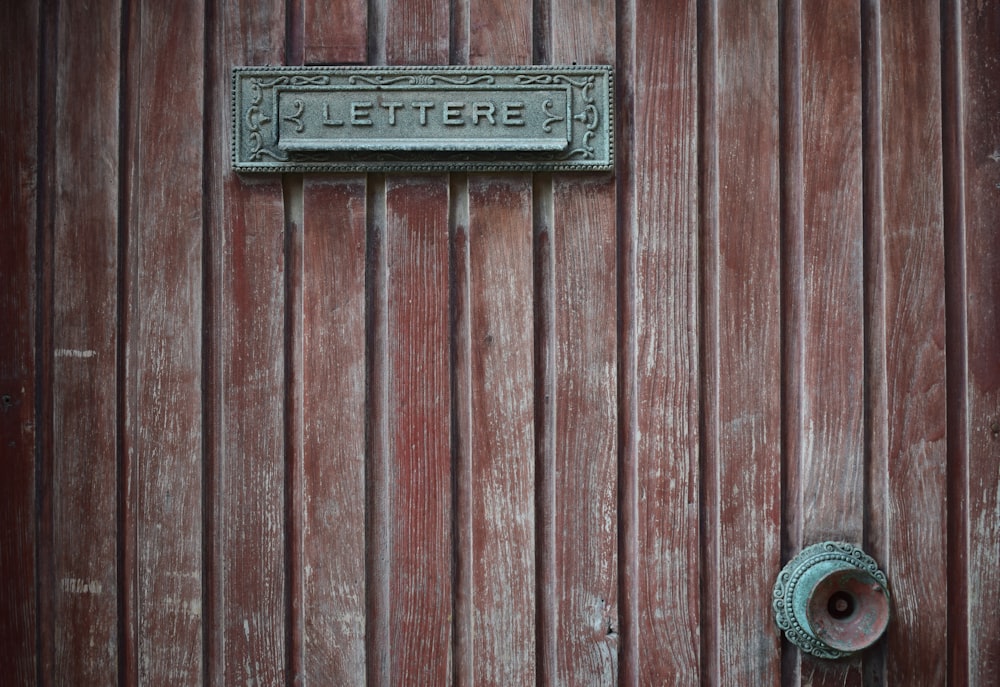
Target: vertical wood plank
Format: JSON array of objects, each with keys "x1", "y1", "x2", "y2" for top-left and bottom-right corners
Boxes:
[
  {"x1": 543, "y1": 2, "x2": 618, "y2": 683},
  {"x1": 705, "y1": 0, "x2": 782, "y2": 684},
  {"x1": 0, "y1": 1, "x2": 39, "y2": 683},
  {"x1": 798, "y1": 0, "x2": 865, "y2": 545},
  {"x1": 384, "y1": 178, "x2": 453, "y2": 684},
  {"x1": 874, "y1": 1, "x2": 949, "y2": 683},
  {"x1": 123, "y1": 1, "x2": 205, "y2": 683},
  {"x1": 784, "y1": 1, "x2": 865, "y2": 684},
  {"x1": 295, "y1": 6, "x2": 369, "y2": 684},
  {"x1": 298, "y1": 179, "x2": 367, "y2": 685},
  {"x1": 466, "y1": 176, "x2": 535, "y2": 682},
  {"x1": 545, "y1": 176, "x2": 619, "y2": 685},
  {"x1": 366, "y1": 2, "x2": 454, "y2": 683},
  {"x1": 624, "y1": 0, "x2": 701, "y2": 683},
  {"x1": 951, "y1": 2, "x2": 1000, "y2": 684},
  {"x1": 449, "y1": 0, "x2": 537, "y2": 682},
  {"x1": 45, "y1": 0, "x2": 122, "y2": 683},
  {"x1": 303, "y1": 0, "x2": 367, "y2": 64},
  {"x1": 205, "y1": 1, "x2": 287, "y2": 684}
]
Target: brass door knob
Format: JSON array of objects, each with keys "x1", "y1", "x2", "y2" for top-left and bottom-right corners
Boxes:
[{"x1": 772, "y1": 542, "x2": 891, "y2": 658}]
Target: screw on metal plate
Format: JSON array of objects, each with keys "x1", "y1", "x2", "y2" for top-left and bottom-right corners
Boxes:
[{"x1": 773, "y1": 541, "x2": 890, "y2": 659}]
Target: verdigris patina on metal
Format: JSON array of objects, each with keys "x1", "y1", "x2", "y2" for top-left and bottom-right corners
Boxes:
[
  {"x1": 232, "y1": 65, "x2": 613, "y2": 173},
  {"x1": 773, "y1": 542, "x2": 891, "y2": 659}
]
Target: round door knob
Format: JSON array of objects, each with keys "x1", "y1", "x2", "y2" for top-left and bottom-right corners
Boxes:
[{"x1": 772, "y1": 541, "x2": 890, "y2": 658}]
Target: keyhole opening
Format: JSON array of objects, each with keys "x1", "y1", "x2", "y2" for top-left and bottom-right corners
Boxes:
[{"x1": 827, "y1": 591, "x2": 856, "y2": 620}]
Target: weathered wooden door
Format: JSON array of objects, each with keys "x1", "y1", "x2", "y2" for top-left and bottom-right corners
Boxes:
[{"x1": 3, "y1": 0, "x2": 998, "y2": 685}]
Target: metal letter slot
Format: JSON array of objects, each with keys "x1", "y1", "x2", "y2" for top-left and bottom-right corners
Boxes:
[
  {"x1": 773, "y1": 541, "x2": 891, "y2": 658},
  {"x1": 232, "y1": 65, "x2": 614, "y2": 173}
]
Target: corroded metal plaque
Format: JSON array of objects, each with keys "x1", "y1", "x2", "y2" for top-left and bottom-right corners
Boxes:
[{"x1": 232, "y1": 66, "x2": 613, "y2": 173}]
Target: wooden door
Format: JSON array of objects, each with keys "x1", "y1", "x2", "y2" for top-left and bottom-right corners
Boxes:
[{"x1": 2, "y1": 0, "x2": 998, "y2": 685}]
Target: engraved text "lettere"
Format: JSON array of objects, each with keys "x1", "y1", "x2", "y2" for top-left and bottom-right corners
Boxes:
[{"x1": 320, "y1": 100, "x2": 526, "y2": 127}]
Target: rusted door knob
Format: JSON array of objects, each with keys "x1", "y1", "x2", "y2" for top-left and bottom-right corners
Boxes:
[{"x1": 772, "y1": 542, "x2": 890, "y2": 658}]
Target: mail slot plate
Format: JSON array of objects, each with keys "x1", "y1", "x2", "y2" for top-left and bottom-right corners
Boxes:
[{"x1": 232, "y1": 66, "x2": 613, "y2": 173}]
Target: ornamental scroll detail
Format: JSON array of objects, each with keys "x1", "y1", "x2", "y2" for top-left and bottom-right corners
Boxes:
[{"x1": 232, "y1": 66, "x2": 613, "y2": 173}]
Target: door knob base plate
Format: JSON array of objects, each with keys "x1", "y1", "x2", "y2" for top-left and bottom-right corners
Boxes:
[{"x1": 773, "y1": 541, "x2": 890, "y2": 658}]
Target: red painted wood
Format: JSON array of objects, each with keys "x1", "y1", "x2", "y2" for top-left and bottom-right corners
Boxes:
[
  {"x1": 546, "y1": 175, "x2": 620, "y2": 684},
  {"x1": 298, "y1": 178, "x2": 368, "y2": 684},
  {"x1": 467, "y1": 0, "x2": 531, "y2": 67},
  {"x1": 44, "y1": 0, "x2": 122, "y2": 683},
  {"x1": 785, "y1": 1, "x2": 865, "y2": 684},
  {"x1": 294, "y1": 9, "x2": 369, "y2": 686},
  {"x1": 876, "y1": 1, "x2": 949, "y2": 684},
  {"x1": 449, "y1": 0, "x2": 537, "y2": 682},
  {"x1": 384, "y1": 0, "x2": 449, "y2": 66},
  {"x1": 0, "y1": 2, "x2": 39, "y2": 683},
  {"x1": 543, "y1": 1, "x2": 619, "y2": 683},
  {"x1": 952, "y1": 2, "x2": 1000, "y2": 683},
  {"x1": 625, "y1": 0, "x2": 700, "y2": 683},
  {"x1": 304, "y1": 0, "x2": 367, "y2": 64},
  {"x1": 467, "y1": 177, "x2": 535, "y2": 682},
  {"x1": 123, "y1": 1, "x2": 206, "y2": 683},
  {"x1": 205, "y1": 1, "x2": 287, "y2": 684},
  {"x1": 708, "y1": 1, "x2": 783, "y2": 684},
  {"x1": 7, "y1": 3, "x2": 1000, "y2": 685},
  {"x1": 797, "y1": 0, "x2": 865, "y2": 547},
  {"x1": 380, "y1": 177, "x2": 453, "y2": 684},
  {"x1": 366, "y1": 5, "x2": 455, "y2": 684}
]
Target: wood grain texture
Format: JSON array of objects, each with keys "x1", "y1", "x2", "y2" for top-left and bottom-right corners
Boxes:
[
  {"x1": 45, "y1": 0, "x2": 122, "y2": 683},
  {"x1": 544, "y1": 0, "x2": 619, "y2": 683},
  {"x1": 303, "y1": 0, "x2": 367, "y2": 64},
  {"x1": 785, "y1": 1, "x2": 865, "y2": 684},
  {"x1": 299, "y1": 178, "x2": 367, "y2": 684},
  {"x1": 453, "y1": 1, "x2": 536, "y2": 683},
  {"x1": 626, "y1": 0, "x2": 700, "y2": 683},
  {"x1": 0, "y1": 2, "x2": 38, "y2": 683},
  {"x1": 953, "y1": 2, "x2": 1000, "y2": 683},
  {"x1": 205, "y1": 1, "x2": 287, "y2": 684},
  {"x1": 8, "y1": 4, "x2": 999, "y2": 685},
  {"x1": 467, "y1": 176, "x2": 535, "y2": 683},
  {"x1": 383, "y1": 177, "x2": 453, "y2": 684},
  {"x1": 467, "y1": 0, "x2": 531, "y2": 67},
  {"x1": 384, "y1": 0, "x2": 449, "y2": 66},
  {"x1": 875, "y1": 1, "x2": 949, "y2": 683},
  {"x1": 547, "y1": 175, "x2": 620, "y2": 686},
  {"x1": 123, "y1": 1, "x2": 205, "y2": 684},
  {"x1": 370, "y1": 4, "x2": 454, "y2": 684},
  {"x1": 295, "y1": 11, "x2": 369, "y2": 687},
  {"x1": 709, "y1": 0, "x2": 782, "y2": 684},
  {"x1": 798, "y1": 0, "x2": 865, "y2": 546}
]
